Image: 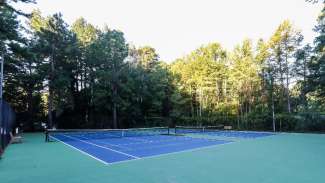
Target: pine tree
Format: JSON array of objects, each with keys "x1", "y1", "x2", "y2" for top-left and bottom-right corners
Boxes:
[{"x1": 309, "y1": 1, "x2": 325, "y2": 97}]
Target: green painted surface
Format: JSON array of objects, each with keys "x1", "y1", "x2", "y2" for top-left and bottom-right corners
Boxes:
[{"x1": 1, "y1": 133, "x2": 325, "y2": 183}]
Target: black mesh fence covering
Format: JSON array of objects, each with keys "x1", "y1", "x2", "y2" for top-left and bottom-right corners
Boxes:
[{"x1": 0, "y1": 100, "x2": 15, "y2": 155}]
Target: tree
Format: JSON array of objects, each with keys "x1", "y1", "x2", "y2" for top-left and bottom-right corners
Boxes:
[
  {"x1": 125, "y1": 46, "x2": 173, "y2": 126},
  {"x1": 0, "y1": 0, "x2": 35, "y2": 16},
  {"x1": 269, "y1": 20, "x2": 303, "y2": 113},
  {"x1": 30, "y1": 12, "x2": 79, "y2": 128},
  {"x1": 294, "y1": 44, "x2": 313, "y2": 110},
  {"x1": 69, "y1": 18, "x2": 99, "y2": 127},
  {"x1": 257, "y1": 39, "x2": 277, "y2": 131},
  {"x1": 230, "y1": 39, "x2": 261, "y2": 129},
  {"x1": 136, "y1": 46, "x2": 159, "y2": 71},
  {"x1": 309, "y1": 1, "x2": 325, "y2": 98},
  {"x1": 91, "y1": 27, "x2": 128, "y2": 128},
  {"x1": 170, "y1": 43, "x2": 231, "y2": 125},
  {"x1": 1, "y1": 0, "x2": 44, "y2": 131}
]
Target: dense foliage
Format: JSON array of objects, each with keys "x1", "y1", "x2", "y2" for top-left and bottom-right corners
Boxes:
[{"x1": 1, "y1": 0, "x2": 324, "y2": 131}]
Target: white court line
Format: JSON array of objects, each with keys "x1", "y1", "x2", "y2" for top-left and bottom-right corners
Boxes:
[
  {"x1": 50, "y1": 136, "x2": 109, "y2": 165},
  {"x1": 60, "y1": 134, "x2": 140, "y2": 159},
  {"x1": 109, "y1": 140, "x2": 235, "y2": 165}
]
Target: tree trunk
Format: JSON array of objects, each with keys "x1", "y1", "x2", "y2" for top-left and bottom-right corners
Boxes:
[
  {"x1": 271, "y1": 80, "x2": 276, "y2": 132},
  {"x1": 27, "y1": 62, "x2": 34, "y2": 131},
  {"x1": 190, "y1": 86, "x2": 194, "y2": 117},
  {"x1": 302, "y1": 57, "x2": 307, "y2": 111},
  {"x1": 48, "y1": 46, "x2": 55, "y2": 129},
  {"x1": 199, "y1": 88, "x2": 202, "y2": 117},
  {"x1": 112, "y1": 98, "x2": 117, "y2": 129},
  {"x1": 240, "y1": 98, "x2": 244, "y2": 129},
  {"x1": 27, "y1": 88, "x2": 34, "y2": 131},
  {"x1": 237, "y1": 111, "x2": 240, "y2": 129},
  {"x1": 277, "y1": 47, "x2": 285, "y2": 112},
  {"x1": 112, "y1": 63, "x2": 118, "y2": 129},
  {"x1": 285, "y1": 49, "x2": 291, "y2": 113}
]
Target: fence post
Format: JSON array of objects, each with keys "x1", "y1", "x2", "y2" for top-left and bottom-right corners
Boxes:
[{"x1": 0, "y1": 52, "x2": 4, "y2": 150}]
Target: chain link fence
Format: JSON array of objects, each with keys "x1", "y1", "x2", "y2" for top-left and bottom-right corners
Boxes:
[{"x1": 0, "y1": 100, "x2": 15, "y2": 156}]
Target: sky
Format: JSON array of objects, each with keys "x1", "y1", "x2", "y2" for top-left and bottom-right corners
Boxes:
[{"x1": 16, "y1": 0, "x2": 322, "y2": 62}]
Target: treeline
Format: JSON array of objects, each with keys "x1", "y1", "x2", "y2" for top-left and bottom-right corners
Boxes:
[
  {"x1": 0, "y1": 0, "x2": 324, "y2": 131},
  {"x1": 170, "y1": 20, "x2": 324, "y2": 131}
]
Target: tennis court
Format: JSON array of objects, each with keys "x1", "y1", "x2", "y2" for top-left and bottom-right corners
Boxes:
[
  {"x1": 46, "y1": 127, "x2": 275, "y2": 164},
  {"x1": 1, "y1": 129, "x2": 325, "y2": 183}
]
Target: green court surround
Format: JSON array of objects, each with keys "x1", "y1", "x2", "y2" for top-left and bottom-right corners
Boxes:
[{"x1": 1, "y1": 133, "x2": 325, "y2": 183}]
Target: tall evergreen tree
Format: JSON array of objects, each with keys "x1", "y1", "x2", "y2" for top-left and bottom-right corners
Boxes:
[
  {"x1": 30, "y1": 12, "x2": 79, "y2": 128},
  {"x1": 309, "y1": 1, "x2": 325, "y2": 97},
  {"x1": 269, "y1": 20, "x2": 303, "y2": 113},
  {"x1": 294, "y1": 44, "x2": 313, "y2": 110},
  {"x1": 91, "y1": 27, "x2": 128, "y2": 128}
]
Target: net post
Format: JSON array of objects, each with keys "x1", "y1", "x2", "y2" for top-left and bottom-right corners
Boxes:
[{"x1": 45, "y1": 129, "x2": 49, "y2": 142}]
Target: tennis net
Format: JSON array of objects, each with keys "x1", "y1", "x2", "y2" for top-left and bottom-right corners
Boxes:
[
  {"x1": 174, "y1": 125, "x2": 223, "y2": 134},
  {"x1": 45, "y1": 127, "x2": 170, "y2": 142}
]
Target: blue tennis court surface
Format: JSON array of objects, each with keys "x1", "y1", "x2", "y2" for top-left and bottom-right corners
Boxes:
[
  {"x1": 51, "y1": 134, "x2": 231, "y2": 164},
  {"x1": 50, "y1": 129, "x2": 275, "y2": 164}
]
